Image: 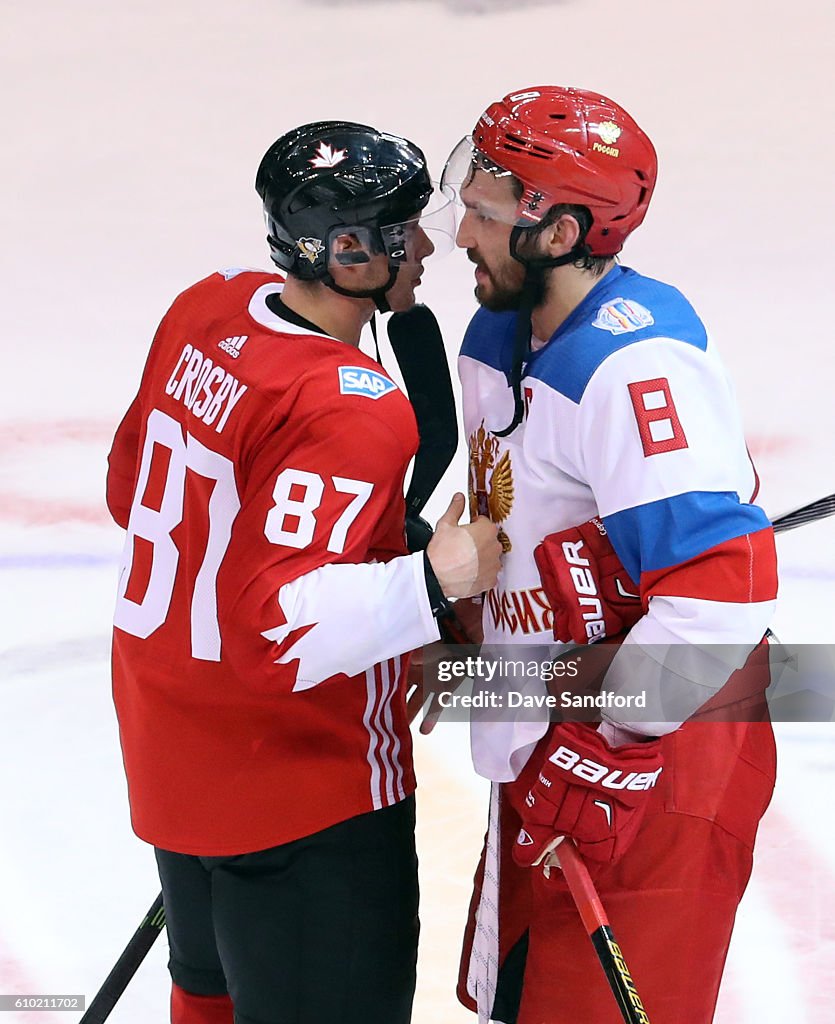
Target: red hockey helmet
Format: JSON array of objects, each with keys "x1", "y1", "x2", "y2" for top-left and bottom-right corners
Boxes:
[{"x1": 455, "y1": 86, "x2": 657, "y2": 256}]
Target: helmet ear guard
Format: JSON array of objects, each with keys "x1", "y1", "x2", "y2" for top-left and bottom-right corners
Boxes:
[
  {"x1": 508, "y1": 204, "x2": 593, "y2": 270},
  {"x1": 332, "y1": 249, "x2": 372, "y2": 266},
  {"x1": 329, "y1": 226, "x2": 379, "y2": 267}
]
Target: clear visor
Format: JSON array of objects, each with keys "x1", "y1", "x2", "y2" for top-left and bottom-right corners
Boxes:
[
  {"x1": 441, "y1": 137, "x2": 525, "y2": 227},
  {"x1": 442, "y1": 136, "x2": 513, "y2": 189},
  {"x1": 330, "y1": 181, "x2": 457, "y2": 269}
]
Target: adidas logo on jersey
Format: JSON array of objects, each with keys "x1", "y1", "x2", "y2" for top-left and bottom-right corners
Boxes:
[{"x1": 218, "y1": 335, "x2": 248, "y2": 359}]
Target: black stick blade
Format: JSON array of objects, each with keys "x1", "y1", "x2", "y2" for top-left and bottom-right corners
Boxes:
[{"x1": 387, "y1": 305, "x2": 458, "y2": 516}]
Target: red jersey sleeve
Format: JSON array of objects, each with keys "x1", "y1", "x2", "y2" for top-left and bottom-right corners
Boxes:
[{"x1": 220, "y1": 401, "x2": 440, "y2": 692}]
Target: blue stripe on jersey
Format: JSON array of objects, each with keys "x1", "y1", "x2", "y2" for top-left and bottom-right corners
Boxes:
[
  {"x1": 603, "y1": 491, "x2": 772, "y2": 581},
  {"x1": 460, "y1": 308, "x2": 517, "y2": 378},
  {"x1": 528, "y1": 267, "x2": 708, "y2": 404},
  {"x1": 460, "y1": 266, "x2": 709, "y2": 404}
]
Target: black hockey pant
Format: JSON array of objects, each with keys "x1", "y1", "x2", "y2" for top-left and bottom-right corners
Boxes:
[{"x1": 155, "y1": 797, "x2": 419, "y2": 1024}]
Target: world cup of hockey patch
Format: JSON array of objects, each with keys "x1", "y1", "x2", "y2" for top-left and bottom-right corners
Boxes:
[
  {"x1": 592, "y1": 298, "x2": 654, "y2": 336},
  {"x1": 338, "y1": 366, "x2": 398, "y2": 400}
]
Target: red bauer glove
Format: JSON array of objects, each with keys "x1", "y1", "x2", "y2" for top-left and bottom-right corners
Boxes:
[
  {"x1": 513, "y1": 722, "x2": 664, "y2": 867},
  {"x1": 534, "y1": 518, "x2": 642, "y2": 644}
]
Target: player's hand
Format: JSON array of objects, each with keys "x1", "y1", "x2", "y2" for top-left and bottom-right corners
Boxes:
[
  {"x1": 427, "y1": 493, "x2": 502, "y2": 598},
  {"x1": 513, "y1": 722, "x2": 663, "y2": 868},
  {"x1": 534, "y1": 518, "x2": 642, "y2": 644}
]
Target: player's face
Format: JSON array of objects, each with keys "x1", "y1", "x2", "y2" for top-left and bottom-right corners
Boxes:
[
  {"x1": 382, "y1": 221, "x2": 435, "y2": 313},
  {"x1": 457, "y1": 170, "x2": 526, "y2": 311}
]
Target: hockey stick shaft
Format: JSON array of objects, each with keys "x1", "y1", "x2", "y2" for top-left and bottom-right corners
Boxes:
[
  {"x1": 558, "y1": 842, "x2": 652, "y2": 1024},
  {"x1": 79, "y1": 893, "x2": 165, "y2": 1024},
  {"x1": 387, "y1": 304, "x2": 458, "y2": 517},
  {"x1": 771, "y1": 492, "x2": 835, "y2": 534}
]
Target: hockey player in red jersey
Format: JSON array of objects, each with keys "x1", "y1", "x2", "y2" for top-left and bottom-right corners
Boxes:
[
  {"x1": 443, "y1": 88, "x2": 778, "y2": 1022},
  {"x1": 106, "y1": 121, "x2": 502, "y2": 1024}
]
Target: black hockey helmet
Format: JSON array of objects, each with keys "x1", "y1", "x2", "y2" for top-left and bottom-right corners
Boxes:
[{"x1": 255, "y1": 121, "x2": 443, "y2": 308}]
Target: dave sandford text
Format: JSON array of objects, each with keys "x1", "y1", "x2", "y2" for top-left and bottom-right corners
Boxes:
[{"x1": 433, "y1": 656, "x2": 648, "y2": 709}]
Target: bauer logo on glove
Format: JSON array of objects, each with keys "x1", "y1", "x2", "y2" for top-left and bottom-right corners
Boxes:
[
  {"x1": 546, "y1": 743, "x2": 663, "y2": 791},
  {"x1": 513, "y1": 722, "x2": 664, "y2": 867},
  {"x1": 534, "y1": 518, "x2": 643, "y2": 644}
]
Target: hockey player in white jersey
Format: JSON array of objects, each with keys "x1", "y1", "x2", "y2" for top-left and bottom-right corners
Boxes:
[{"x1": 443, "y1": 87, "x2": 778, "y2": 1023}]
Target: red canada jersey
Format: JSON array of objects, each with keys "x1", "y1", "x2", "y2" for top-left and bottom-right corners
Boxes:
[{"x1": 107, "y1": 269, "x2": 440, "y2": 855}]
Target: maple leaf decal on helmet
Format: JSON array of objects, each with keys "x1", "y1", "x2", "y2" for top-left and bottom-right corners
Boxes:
[{"x1": 309, "y1": 141, "x2": 348, "y2": 169}]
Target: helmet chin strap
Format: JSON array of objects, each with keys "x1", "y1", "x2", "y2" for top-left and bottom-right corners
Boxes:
[
  {"x1": 321, "y1": 265, "x2": 400, "y2": 314},
  {"x1": 493, "y1": 227, "x2": 588, "y2": 438}
]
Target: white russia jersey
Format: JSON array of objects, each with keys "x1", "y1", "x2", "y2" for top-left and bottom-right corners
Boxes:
[
  {"x1": 460, "y1": 265, "x2": 777, "y2": 775},
  {"x1": 459, "y1": 265, "x2": 779, "y2": 1015}
]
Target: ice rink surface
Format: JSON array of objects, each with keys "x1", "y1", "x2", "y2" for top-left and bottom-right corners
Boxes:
[{"x1": 2, "y1": 0, "x2": 834, "y2": 1020}]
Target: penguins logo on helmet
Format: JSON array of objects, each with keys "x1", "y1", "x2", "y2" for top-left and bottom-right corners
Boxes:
[{"x1": 296, "y1": 237, "x2": 325, "y2": 264}]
